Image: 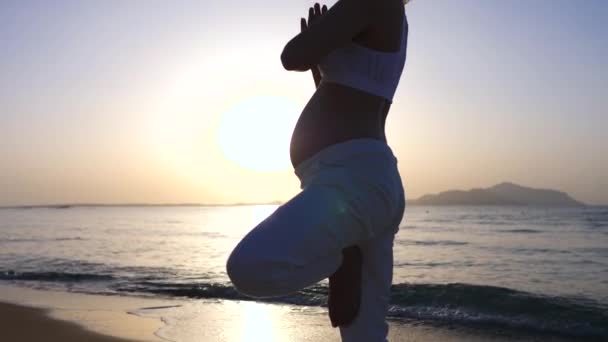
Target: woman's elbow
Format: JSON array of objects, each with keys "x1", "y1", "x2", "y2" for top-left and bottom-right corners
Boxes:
[
  {"x1": 281, "y1": 51, "x2": 301, "y2": 71},
  {"x1": 280, "y1": 48, "x2": 310, "y2": 71},
  {"x1": 280, "y1": 51, "x2": 296, "y2": 71}
]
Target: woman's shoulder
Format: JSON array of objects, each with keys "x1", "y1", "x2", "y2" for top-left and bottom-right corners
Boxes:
[
  {"x1": 351, "y1": 0, "x2": 405, "y2": 52},
  {"x1": 370, "y1": 0, "x2": 406, "y2": 25}
]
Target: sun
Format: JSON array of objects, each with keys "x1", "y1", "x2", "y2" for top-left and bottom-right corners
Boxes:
[{"x1": 217, "y1": 95, "x2": 300, "y2": 172}]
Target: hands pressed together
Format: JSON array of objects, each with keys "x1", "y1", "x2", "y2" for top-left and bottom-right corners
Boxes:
[{"x1": 301, "y1": 3, "x2": 328, "y2": 88}]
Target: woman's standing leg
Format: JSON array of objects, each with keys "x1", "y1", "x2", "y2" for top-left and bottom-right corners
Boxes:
[{"x1": 339, "y1": 215, "x2": 403, "y2": 341}]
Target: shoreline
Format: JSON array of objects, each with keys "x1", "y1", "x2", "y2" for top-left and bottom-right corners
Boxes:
[
  {"x1": 0, "y1": 284, "x2": 581, "y2": 342},
  {"x1": 0, "y1": 285, "x2": 174, "y2": 342}
]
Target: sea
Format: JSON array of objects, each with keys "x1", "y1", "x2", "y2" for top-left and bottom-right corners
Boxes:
[{"x1": 1, "y1": 205, "x2": 607, "y2": 340}]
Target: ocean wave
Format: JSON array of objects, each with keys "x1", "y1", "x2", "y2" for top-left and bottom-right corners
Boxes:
[
  {"x1": 114, "y1": 281, "x2": 607, "y2": 339},
  {"x1": 388, "y1": 283, "x2": 608, "y2": 338},
  {"x1": 1, "y1": 270, "x2": 607, "y2": 339},
  {"x1": 497, "y1": 228, "x2": 542, "y2": 234},
  {"x1": 396, "y1": 239, "x2": 468, "y2": 247},
  {"x1": 473, "y1": 220, "x2": 512, "y2": 226},
  {"x1": 113, "y1": 281, "x2": 328, "y2": 307},
  {"x1": 510, "y1": 247, "x2": 572, "y2": 255},
  {"x1": 0, "y1": 237, "x2": 85, "y2": 243},
  {"x1": 0, "y1": 270, "x2": 114, "y2": 282},
  {"x1": 579, "y1": 247, "x2": 608, "y2": 254},
  {"x1": 394, "y1": 261, "x2": 479, "y2": 268},
  {"x1": 399, "y1": 225, "x2": 418, "y2": 230},
  {"x1": 585, "y1": 218, "x2": 608, "y2": 229}
]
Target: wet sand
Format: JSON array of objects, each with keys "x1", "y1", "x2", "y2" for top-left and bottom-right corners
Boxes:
[{"x1": 0, "y1": 285, "x2": 572, "y2": 342}]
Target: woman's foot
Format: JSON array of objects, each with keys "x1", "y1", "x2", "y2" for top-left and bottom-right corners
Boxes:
[{"x1": 328, "y1": 245, "x2": 362, "y2": 327}]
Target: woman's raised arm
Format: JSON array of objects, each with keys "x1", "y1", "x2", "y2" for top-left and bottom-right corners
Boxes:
[{"x1": 281, "y1": 0, "x2": 373, "y2": 71}]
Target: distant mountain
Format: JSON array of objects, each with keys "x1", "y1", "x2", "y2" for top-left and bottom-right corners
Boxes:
[{"x1": 410, "y1": 182, "x2": 584, "y2": 206}]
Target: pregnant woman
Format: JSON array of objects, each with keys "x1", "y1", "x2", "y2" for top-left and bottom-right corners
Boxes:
[{"x1": 227, "y1": 0, "x2": 408, "y2": 340}]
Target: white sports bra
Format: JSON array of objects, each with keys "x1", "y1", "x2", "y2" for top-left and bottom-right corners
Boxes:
[{"x1": 318, "y1": 16, "x2": 408, "y2": 103}]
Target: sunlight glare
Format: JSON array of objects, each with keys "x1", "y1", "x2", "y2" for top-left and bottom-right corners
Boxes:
[
  {"x1": 251, "y1": 205, "x2": 280, "y2": 227},
  {"x1": 240, "y1": 301, "x2": 276, "y2": 342},
  {"x1": 217, "y1": 96, "x2": 299, "y2": 172}
]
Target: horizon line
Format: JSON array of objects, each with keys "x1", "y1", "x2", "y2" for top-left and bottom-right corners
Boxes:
[
  {"x1": 1, "y1": 202, "x2": 607, "y2": 209},
  {"x1": 0, "y1": 202, "x2": 285, "y2": 209}
]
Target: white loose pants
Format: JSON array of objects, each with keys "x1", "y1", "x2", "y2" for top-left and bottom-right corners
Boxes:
[{"x1": 227, "y1": 139, "x2": 405, "y2": 341}]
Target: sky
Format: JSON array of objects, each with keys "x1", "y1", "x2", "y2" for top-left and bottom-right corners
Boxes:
[{"x1": 1, "y1": 0, "x2": 606, "y2": 206}]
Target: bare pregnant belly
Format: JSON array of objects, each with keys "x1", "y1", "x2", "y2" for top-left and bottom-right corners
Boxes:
[{"x1": 289, "y1": 82, "x2": 389, "y2": 168}]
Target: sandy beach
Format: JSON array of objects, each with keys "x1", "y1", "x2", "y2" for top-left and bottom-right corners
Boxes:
[
  {"x1": 0, "y1": 285, "x2": 577, "y2": 342},
  {"x1": 0, "y1": 302, "x2": 139, "y2": 342}
]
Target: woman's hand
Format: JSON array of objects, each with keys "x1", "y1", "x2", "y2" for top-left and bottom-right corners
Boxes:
[
  {"x1": 301, "y1": 3, "x2": 328, "y2": 88},
  {"x1": 303, "y1": 3, "x2": 328, "y2": 30}
]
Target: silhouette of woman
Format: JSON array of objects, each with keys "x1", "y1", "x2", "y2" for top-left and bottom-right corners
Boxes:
[{"x1": 227, "y1": 0, "x2": 408, "y2": 340}]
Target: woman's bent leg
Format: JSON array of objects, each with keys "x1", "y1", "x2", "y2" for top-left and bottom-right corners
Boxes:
[
  {"x1": 227, "y1": 139, "x2": 405, "y2": 341},
  {"x1": 226, "y1": 183, "x2": 366, "y2": 298}
]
